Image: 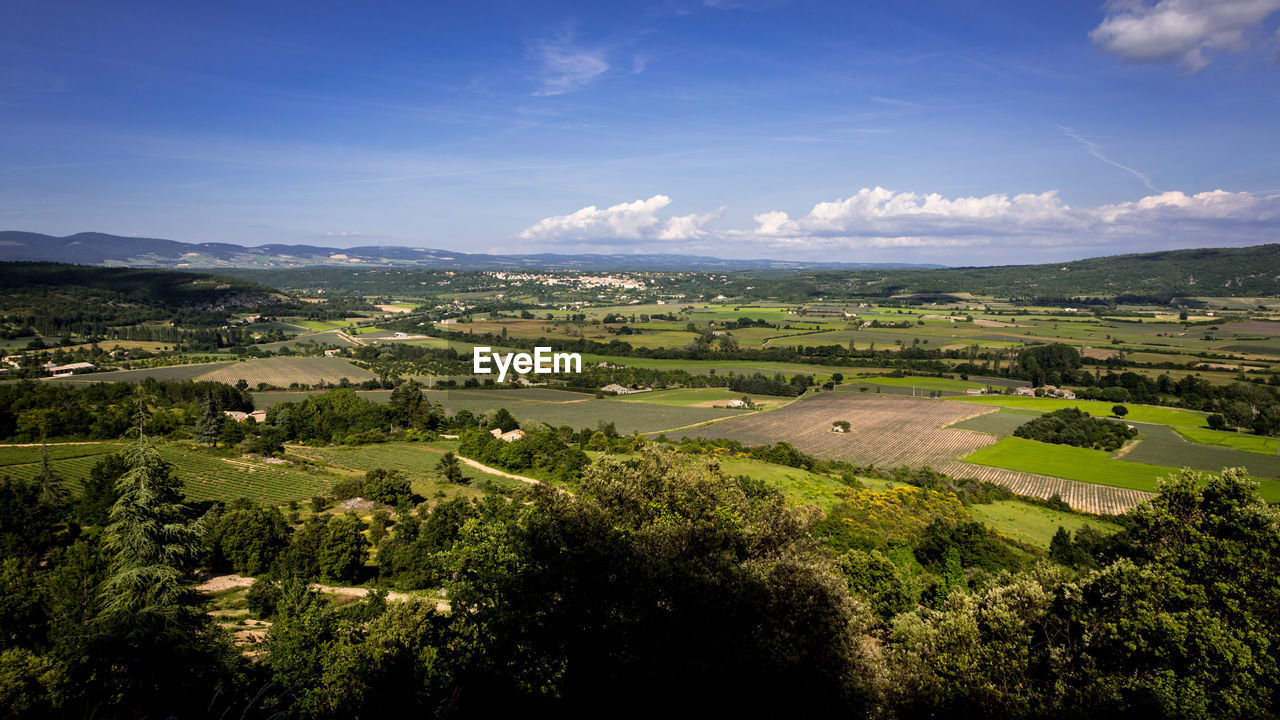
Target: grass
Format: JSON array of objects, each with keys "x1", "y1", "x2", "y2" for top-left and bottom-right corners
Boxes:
[
  {"x1": 950, "y1": 395, "x2": 1209, "y2": 427},
  {"x1": 1121, "y1": 425, "x2": 1280, "y2": 483},
  {"x1": 852, "y1": 375, "x2": 989, "y2": 392},
  {"x1": 971, "y1": 500, "x2": 1121, "y2": 549},
  {"x1": 287, "y1": 441, "x2": 529, "y2": 499},
  {"x1": 962, "y1": 437, "x2": 1182, "y2": 493},
  {"x1": 0, "y1": 442, "x2": 334, "y2": 504},
  {"x1": 1174, "y1": 426, "x2": 1280, "y2": 455},
  {"x1": 714, "y1": 457, "x2": 852, "y2": 509},
  {"x1": 614, "y1": 388, "x2": 790, "y2": 409}
]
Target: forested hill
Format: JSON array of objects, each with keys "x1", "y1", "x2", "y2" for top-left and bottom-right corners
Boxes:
[
  {"x1": 793, "y1": 244, "x2": 1280, "y2": 300},
  {"x1": 0, "y1": 263, "x2": 285, "y2": 332}
]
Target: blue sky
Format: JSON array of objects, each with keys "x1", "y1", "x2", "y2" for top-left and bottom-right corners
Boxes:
[{"x1": 2, "y1": 0, "x2": 1279, "y2": 264}]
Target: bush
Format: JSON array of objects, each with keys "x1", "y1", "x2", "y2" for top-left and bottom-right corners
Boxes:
[{"x1": 1013, "y1": 407, "x2": 1136, "y2": 451}]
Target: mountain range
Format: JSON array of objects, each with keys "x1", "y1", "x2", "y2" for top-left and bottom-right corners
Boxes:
[{"x1": 0, "y1": 231, "x2": 939, "y2": 271}]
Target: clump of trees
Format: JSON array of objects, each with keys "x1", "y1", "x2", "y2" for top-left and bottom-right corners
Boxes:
[{"x1": 1013, "y1": 407, "x2": 1137, "y2": 451}]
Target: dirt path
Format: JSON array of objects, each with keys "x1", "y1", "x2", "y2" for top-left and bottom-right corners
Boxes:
[
  {"x1": 455, "y1": 455, "x2": 542, "y2": 485},
  {"x1": 196, "y1": 573, "x2": 449, "y2": 612}
]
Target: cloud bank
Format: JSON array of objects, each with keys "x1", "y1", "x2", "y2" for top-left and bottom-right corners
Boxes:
[
  {"x1": 518, "y1": 195, "x2": 721, "y2": 244},
  {"x1": 518, "y1": 187, "x2": 1280, "y2": 259},
  {"x1": 1090, "y1": 0, "x2": 1280, "y2": 71}
]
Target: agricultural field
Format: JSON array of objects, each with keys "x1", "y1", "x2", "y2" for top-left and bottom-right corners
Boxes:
[
  {"x1": 962, "y1": 437, "x2": 1179, "y2": 493},
  {"x1": 50, "y1": 361, "x2": 238, "y2": 384},
  {"x1": 200, "y1": 356, "x2": 376, "y2": 386},
  {"x1": 287, "y1": 441, "x2": 528, "y2": 499},
  {"x1": 253, "y1": 389, "x2": 393, "y2": 409},
  {"x1": 666, "y1": 392, "x2": 1159, "y2": 514},
  {"x1": 0, "y1": 441, "x2": 333, "y2": 504},
  {"x1": 850, "y1": 375, "x2": 994, "y2": 392},
  {"x1": 613, "y1": 388, "x2": 793, "y2": 409},
  {"x1": 425, "y1": 388, "x2": 747, "y2": 434},
  {"x1": 1174, "y1": 426, "x2": 1280, "y2": 455},
  {"x1": 949, "y1": 395, "x2": 1209, "y2": 427}
]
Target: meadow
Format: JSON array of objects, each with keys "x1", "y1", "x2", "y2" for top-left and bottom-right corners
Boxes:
[
  {"x1": 949, "y1": 395, "x2": 1209, "y2": 427},
  {"x1": 0, "y1": 442, "x2": 334, "y2": 504},
  {"x1": 970, "y1": 500, "x2": 1120, "y2": 549},
  {"x1": 963, "y1": 437, "x2": 1186, "y2": 494},
  {"x1": 1174, "y1": 426, "x2": 1280, "y2": 455}
]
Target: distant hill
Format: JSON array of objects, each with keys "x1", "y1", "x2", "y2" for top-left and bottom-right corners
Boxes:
[
  {"x1": 0, "y1": 263, "x2": 286, "y2": 339},
  {"x1": 791, "y1": 244, "x2": 1280, "y2": 300},
  {"x1": 0, "y1": 231, "x2": 936, "y2": 271}
]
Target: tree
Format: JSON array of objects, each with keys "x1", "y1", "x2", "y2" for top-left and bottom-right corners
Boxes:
[
  {"x1": 441, "y1": 449, "x2": 878, "y2": 715},
  {"x1": 438, "y1": 451, "x2": 465, "y2": 484},
  {"x1": 317, "y1": 513, "x2": 369, "y2": 583},
  {"x1": 1111, "y1": 404, "x2": 1128, "y2": 419},
  {"x1": 77, "y1": 453, "x2": 127, "y2": 527},
  {"x1": 204, "y1": 500, "x2": 290, "y2": 575},
  {"x1": 193, "y1": 395, "x2": 223, "y2": 447},
  {"x1": 91, "y1": 425, "x2": 234, "y2": 717},
  {"x1": 362, "y1": 467, "x2": 414, "y2": 506}
]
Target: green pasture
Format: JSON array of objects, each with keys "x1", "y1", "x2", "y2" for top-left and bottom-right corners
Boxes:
[
  {"x1": 962, "y1": 437, "x2": 1182, "y2": 493},
  {"x1": 1174, "y1": 426, "x2": 1280, "y2": 455},
  {"x1": 853, "y1": 375, "x2": 987, "y2": 392},
  {"x1": 971, "y1": 500, "x2": 1120, "y2": 549},
  {"x1": 614, "y1": 388, "x2": 790, "y2": 409},
  {"x1": 949, "y1": 396, "x2": 1208, "y2": 427}
]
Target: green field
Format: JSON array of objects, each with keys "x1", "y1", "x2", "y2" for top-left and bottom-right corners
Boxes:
[
  {"x1": 962, "y1": 437, "x2": 1182, "y2": 493},
  {"x1": 288, "y1": 441, "x2": 528, "y2": 499},
  {"x1": 0, "y1": 442, "x2": 334, "y2": 504},
  {"x1": 971, "y1": 500, "x2": 1120, "y2": 549},
  {"x1": 853, "y1": 375, "x2": 987, "y2": 392},
  {"x1": 714, "y1": 457, "x2": 851, "y2": 509},
  {"x1": 1174, "y1": 426, "x2": 1280, "y2": 455},
  {"x1": 950, "y1": 396, "x2": 1209, "y2": 427},
  {"x1": 614, "y1": 388, "x2": 792, "y2": 409}
]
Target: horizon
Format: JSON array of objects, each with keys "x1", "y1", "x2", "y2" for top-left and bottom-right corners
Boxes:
[{"x1": 3, "y1": 1, "x2": 1280, "y2": 264}]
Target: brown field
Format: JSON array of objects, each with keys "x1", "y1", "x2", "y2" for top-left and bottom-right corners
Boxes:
[
  {"x1": 199, "y1": 357, "x2": 376, "y2": 386},
  {"x1": 669, "y1": 392, "x2": 1149, "y2": 514}
]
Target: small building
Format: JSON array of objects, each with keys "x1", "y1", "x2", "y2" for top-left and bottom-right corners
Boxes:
[
  {"x1": 223, "y1": 410, "x2": 249, "y2": 422},
  {"x1": 727, "y1": 398, "x2": 751, "y2": 408},
  {"x1": 248, "y1": 410, "x2": 267, "y2": 423},
  {"x1": 490, "y1": 428, "x2": 526, "y2": 442},
  {"x1": 1015, "y1": 387, "x2": 1035, "y2": 396},
  {"x1": 49, "y1": 362, "x2": 94, "y2": 377},
  {"x1": 324, "y1": 349, "x2": 341, "y2": 357},
  {"x1": 964, "y1": 388, "x2": 985, "y2": 396},
  {"x1": 601, "y1": 383, "x2": 652, "y2": 395},
  {"x1": 392, "y1": 332, "x2": 410, "y2": 339}
]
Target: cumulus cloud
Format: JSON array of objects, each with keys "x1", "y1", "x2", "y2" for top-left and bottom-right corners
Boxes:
[
  {"x1": 518, "y1": 188, "x2": 1280, "y2": 259},
  {"x1": 1090, "y1": 0, "x2": 1280, "y2": 71},
  {"x1": 518, "y1": 195, "x2": 720, "y2": 244},
  {"x1": 530, "y1": 36, "x2": 609, "y2": 96}
]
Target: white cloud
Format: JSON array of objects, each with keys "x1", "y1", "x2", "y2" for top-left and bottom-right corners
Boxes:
[
  {"x1": 530, "y1": 36, "x2": 609, "y2": 96},
  {"x1": 518, "y1": 195, "x2": 720, "y2": 244},
  {"x1": 1090, "y1": 0, "x2": 1280, "y2": 71},
  {"x1": 518, "y1": 188, "x2": 1280, "y2": 259}
]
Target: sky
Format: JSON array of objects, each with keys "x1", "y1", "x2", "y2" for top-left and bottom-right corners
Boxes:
[{"x1": 1, "y1": 0, "x2": 1279, "y2": 265}]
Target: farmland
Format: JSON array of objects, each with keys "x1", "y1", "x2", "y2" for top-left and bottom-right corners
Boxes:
[
  {"x1": 50, "y1": 361, "x2": 237, "y2": 383},
  {"x1": 287, "y1": 441, "x2": 530, "y2": 499},
  {"x1": 200, "y1": 356, "x2": 376, "y2": 386},
  {"x1": 961, "y1": 437, "x2": 1180, "y2": 494},
  {"x1": 666, "y1": 392, "x2": 1160, "y2": 514},
  {"x1": 0, "y1": 441, "x2": 334, "y2": 504},
  {"x1": 1174, "y1": 426, "x2": 1280, "y2": 455},
  {"x1": 949, "y1": 395, "x2": 1209, "y2": 427}
]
